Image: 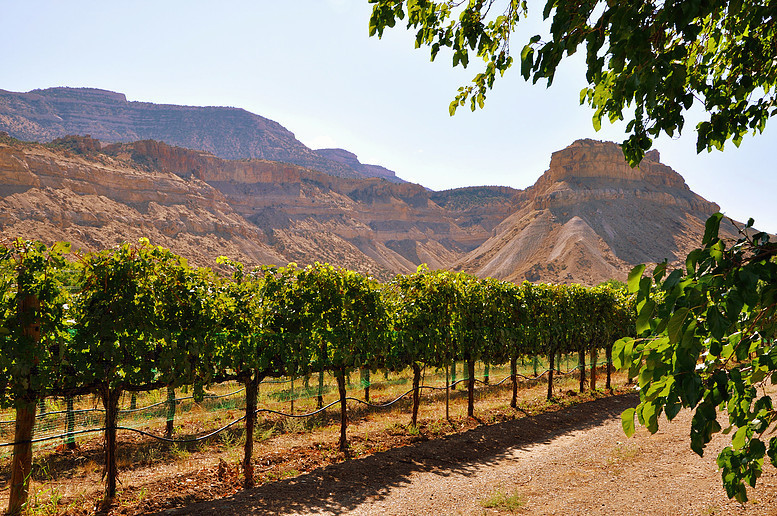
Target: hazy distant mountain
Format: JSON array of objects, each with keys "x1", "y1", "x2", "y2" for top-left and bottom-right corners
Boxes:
[
  {"x1": 314, "y1": 148, "x2": 403, "y2": 183},
  {"x1": 0, "y1": 87, "x2": 404, "y2": 182}
]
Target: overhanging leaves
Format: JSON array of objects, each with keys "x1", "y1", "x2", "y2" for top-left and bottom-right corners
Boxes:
[
  {"x1": 369, "y1": 0, "x2": 777, "y2": 165},
  {"x1": 608, "y1": 213, "x2": 777, "y2": 501}
]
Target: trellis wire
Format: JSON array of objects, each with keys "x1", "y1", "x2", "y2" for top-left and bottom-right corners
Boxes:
[{"x1": 0, "y1": 359, "x2": 609, "y2": 450}]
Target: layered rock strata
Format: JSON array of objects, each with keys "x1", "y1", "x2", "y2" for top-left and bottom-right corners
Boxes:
[
  {"x1": 456, "y1": 139, "x2": 739, "y2": 285},
  {"x1": 0, "y1": 135, "x2": 516, "y2": 278},
  {"x1": 1, "y1": 133, "x2": 743, "y2": 285}
]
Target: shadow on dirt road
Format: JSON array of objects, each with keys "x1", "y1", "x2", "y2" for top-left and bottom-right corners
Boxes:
[{"x1": 157, "y1": 392, "x2": 638, "y2": 515}]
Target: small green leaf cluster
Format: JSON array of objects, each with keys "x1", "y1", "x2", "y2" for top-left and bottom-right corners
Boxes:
[{"x1": 614, "y1": 213, "x2": 777, "y2": 502}]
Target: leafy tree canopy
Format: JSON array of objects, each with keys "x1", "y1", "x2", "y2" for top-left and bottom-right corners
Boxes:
[{"x1": 368, "y1": 0, "x2": 777, "y2": 165}]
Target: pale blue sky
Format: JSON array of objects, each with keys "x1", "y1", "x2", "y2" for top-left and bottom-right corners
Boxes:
[{"x1": 2, "y1": 1, "x2": 775, "y2": 233}]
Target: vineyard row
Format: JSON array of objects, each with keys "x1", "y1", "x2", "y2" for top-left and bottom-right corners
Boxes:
[{"x1": 0, "y1": 238, "x2": 635, "y2": 512}]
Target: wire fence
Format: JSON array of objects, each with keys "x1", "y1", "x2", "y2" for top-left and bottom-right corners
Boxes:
[{"x1": 0, "y1": 356, "x2": 611, "y2": 456}]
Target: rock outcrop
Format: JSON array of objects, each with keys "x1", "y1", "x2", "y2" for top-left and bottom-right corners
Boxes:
[
  {"x1": 0, "y1": 87, "x2": 404, "y2": 181},
  {"x1": 0, "y1": 136, "x2": 284, "y2": 268},
  {"x1": 456, "y1": 139, "x2": 740, "y2": 285},
  {"x1": 0, "y1": 135, "x2": 516, "y2": 279}
]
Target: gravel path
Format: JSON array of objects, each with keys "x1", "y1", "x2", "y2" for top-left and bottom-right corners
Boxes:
[{"x1": 160, "y1": 392, "x2": 777, "y2": 515}]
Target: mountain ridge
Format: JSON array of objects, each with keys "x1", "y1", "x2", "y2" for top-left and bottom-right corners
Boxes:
[
  {"x1": 0, "y1": 88, "x2": 748, "y2": 286},
  {"x1": 0, "y1": 87, "x2": 404, "y2": 182}
]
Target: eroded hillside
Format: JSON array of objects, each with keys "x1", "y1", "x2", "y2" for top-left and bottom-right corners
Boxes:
[
  {"x1": 1, "y1": 133, "x2": 744, "y2": 285},
  {"x1": 456, "y1": 139, "x2": 741, "y2": 285},
  {"x1": 0, "y1": 135, "x2": 517, "y2": 278}
]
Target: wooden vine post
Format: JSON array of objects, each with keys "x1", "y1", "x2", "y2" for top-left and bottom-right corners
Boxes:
[
  {"x1": 317, "y1": 370, "x2": 325, "y2": 409},
  {"x1": 290, "y1": 375, "x2": 295, "y2": 415},
  {"x1": 411, "y1": 362, "x2": 422, "y2": 426},
  {"x1": 445, "y1": 362, "x2": 450, "y2": 420},
  {"x1": 546, "y1": 351, "x2": 555, "y2": 399},
  {"x1": 510, "y1": 356, "x2": 518, "y2": 408},
  {"x1": 100, "y1": 384, "x2": 122, "y2": 502},
  {"x1": 8, "y1": 397, "x2": 36, "y2": 516},
  {"x1": 466, "y1": 358, "x2": 476, "y2": 418},
  {"x1": 165, "y1": 386, "x2": 176, "y2": 438},
  {"x1": 317, "y1": 339, "x2": 327, "y2": 410},
  {"x1": 578, "y1": 349, "x2": 586, "y2": 393},
  {"x1": 8, "y1": 287, "x2": 40, "y2": 516},
  {"x1": 243, "y1": 372, "x2": 258, "y2": 488},
  {"x1": 337, "y1": 368, "x2": 348, "y2": 452}
]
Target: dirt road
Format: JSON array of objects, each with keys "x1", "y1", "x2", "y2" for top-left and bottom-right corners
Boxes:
[{"x1": 159, "y1": 392, "x2": 777, "y2": 515}]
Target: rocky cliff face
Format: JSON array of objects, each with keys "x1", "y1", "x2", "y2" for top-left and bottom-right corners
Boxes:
[
  {"x1": 115, "y1": 139, "x2": 515, "y2": 277},
  {"x1": 456, "y1": 139, "x2": 739, "y2": 285},
  {"x1": 0, "y1": 135, "x2": 284, "y2": 268},
  {"x1": 525, "y1": 139, "x2": 716, "y2": 213},
  {"x1": 0, "y1": 135, "x2": 516, "y2": 279},
  {"x1": 1, "y1": 132, "x2": 741, "y2": 285},
  {"x1": 0, "y1": 87, "x2": 404, "y2": 181}
]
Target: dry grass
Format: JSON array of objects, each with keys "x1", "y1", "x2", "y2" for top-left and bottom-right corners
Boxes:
[{"x1": 0, "y1": 359, "x2": 623, "y2": 515}]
